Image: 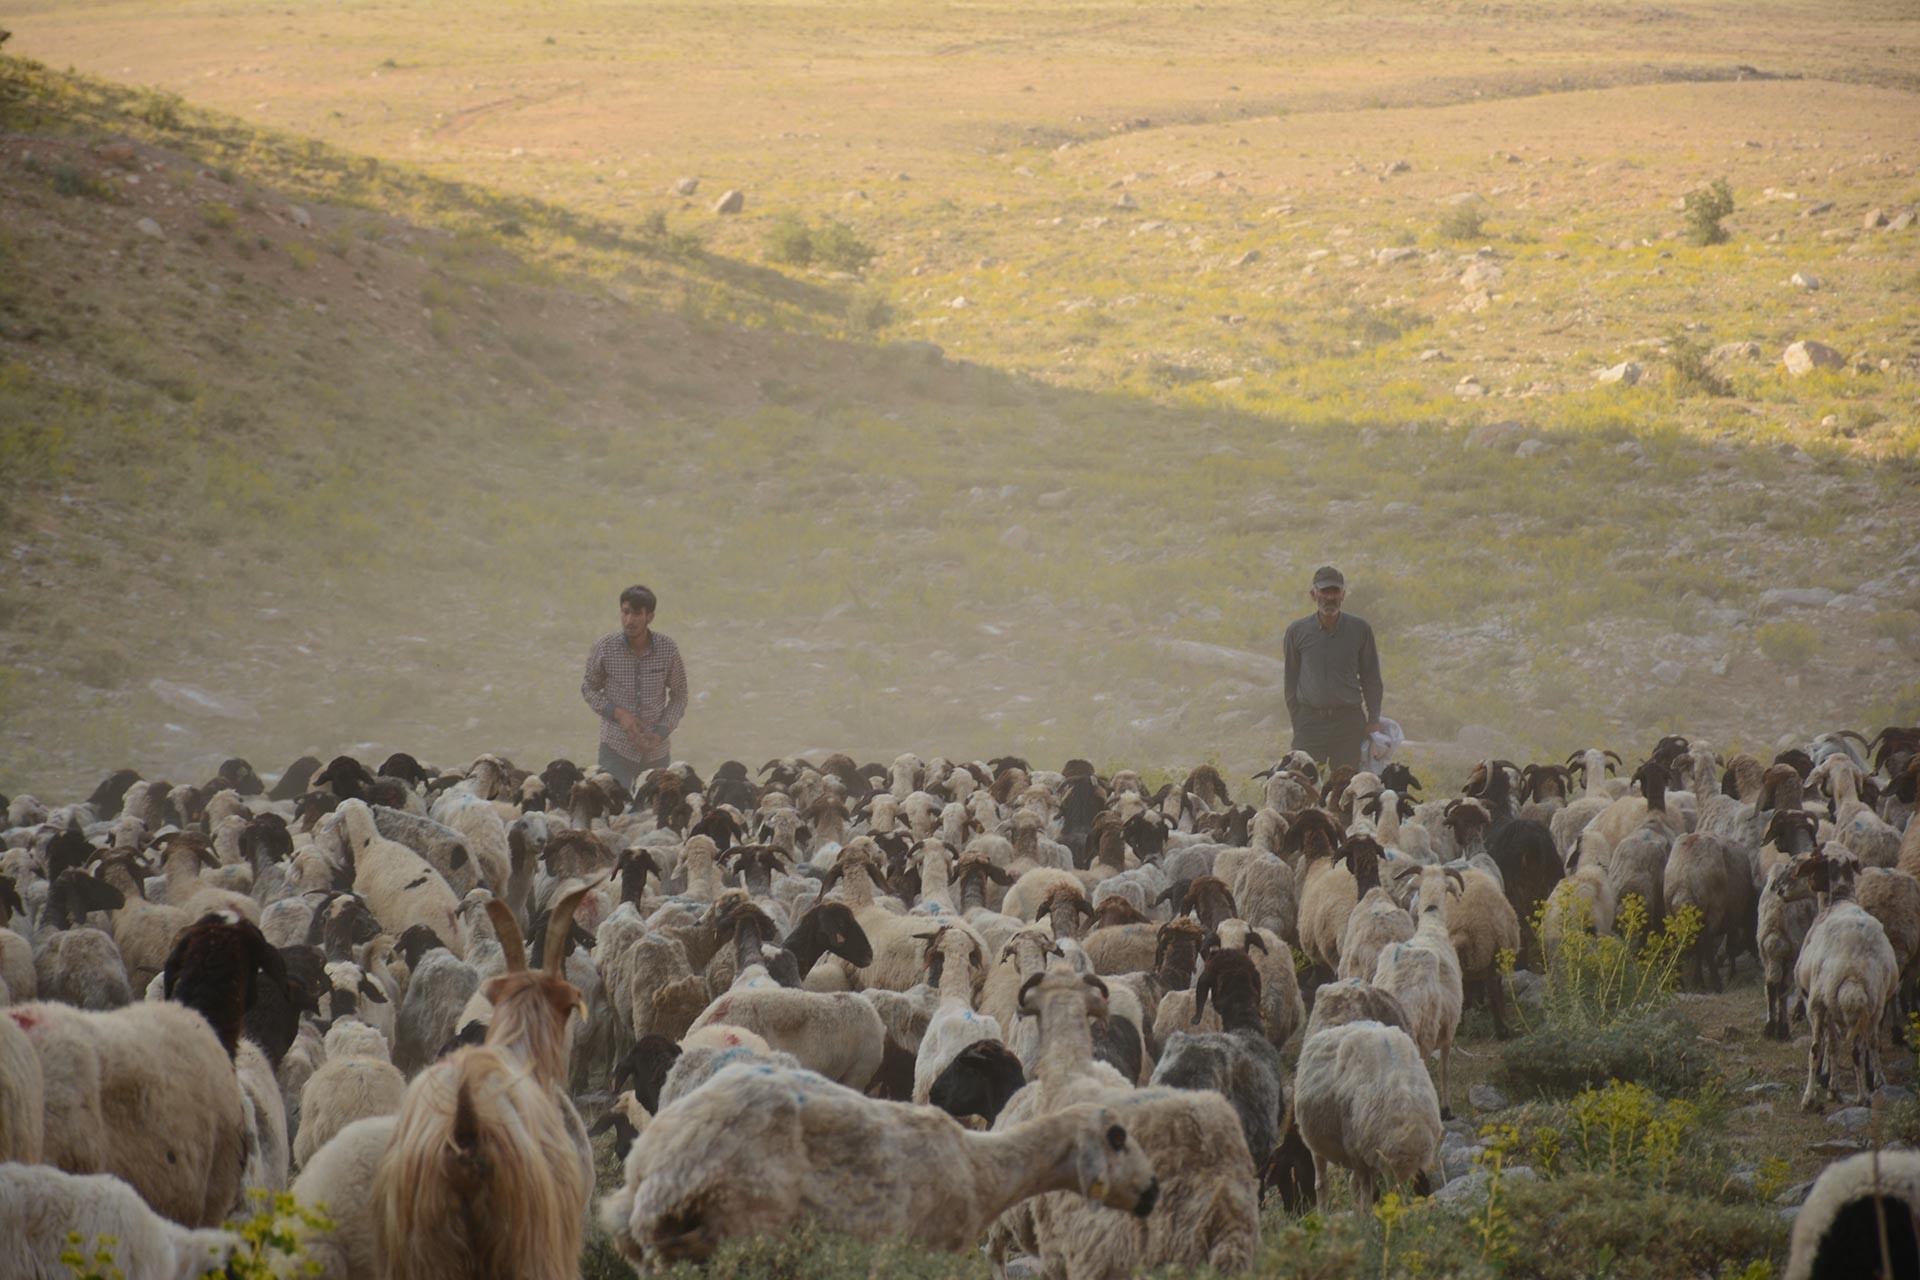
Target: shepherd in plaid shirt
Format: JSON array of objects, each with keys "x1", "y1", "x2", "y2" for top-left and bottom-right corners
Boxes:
[{"x1": 581, "y1": 584, "x2": 689, "y2": 794}]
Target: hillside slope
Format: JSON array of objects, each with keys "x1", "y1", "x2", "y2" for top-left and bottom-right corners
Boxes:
[{"x1": 0, "y1": 51, "x2": 1916, "y2": 798}]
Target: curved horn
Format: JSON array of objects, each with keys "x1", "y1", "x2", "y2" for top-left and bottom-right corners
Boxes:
[
  {"x1": 1018, "y1": 971, "x2": 1048, "y2": 1012},
  {"x1": 485, "y1": 899, "x2": 528, "y2": 973},
  {"x1": 1445, "y1": 867, "x2": 1466, "y2": 894},
  {"x1": 544, "y1": 875, "x2": 607, "y2": 973}
]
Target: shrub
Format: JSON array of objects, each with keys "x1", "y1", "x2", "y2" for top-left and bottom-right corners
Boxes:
[
  {"x1": 1663, "y1": 331, "x2": 1728, "y2": 397},
  {"x1": 764, "y1": 211, "x2": 815, "y2": 266},
  {"x1": 1495, "y1": 1173, "x2": 1786, "y2": 1280},
  {"x1": 130, "y1": 89, "x2": 183, "y2": 130},
  {"x1": 50, "y1": 162, "x2": 113, "y2": 201},
  {"x1": 1438, "y1": 202, "x2": 1487, "y2": 241},
  {"x1": 846, "y1": 287, "x2": 893, "y2": 332},
  {"x1": 1756, "y1": 620, "x2": 1818, "y2": 667},
  {"x1": 1493, "y1": 1008, "x2": 1713, "y2": 1097},
  {"x1": 1523, "y1": 896, "x2": 1702, "y2": 1031},
  {"x1": 1532, "y1": 1081, "x2": 1699, "y2": 1187},
  {"x1": 1683, "y1": 178, "x2": 1734, "y2": 246},
  {"x1": 200, "y1": 202, "x2": 239, "y2": 231},
  {"x1": 1872, "y1": 609, "x2": 1920, "y2": 643}
]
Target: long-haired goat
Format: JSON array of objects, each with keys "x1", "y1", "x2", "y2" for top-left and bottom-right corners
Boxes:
[{"x1": 373, "y1": 880, "x2": 601, "y2": 1280}]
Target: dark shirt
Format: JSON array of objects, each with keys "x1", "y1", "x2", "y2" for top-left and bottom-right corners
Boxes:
[
  {"x1": 1283, "y1": 612, "x2": 1383, "y2": 724},
  {"x1": 582, "y1": 630, "x2": 689, "y2": 764}
]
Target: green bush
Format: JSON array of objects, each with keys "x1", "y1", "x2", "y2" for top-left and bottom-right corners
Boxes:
[
  {"x1": 1756, "y1": 620, "x2": 1818, "y2": 667},
  {"x1": 1493, "y1": 1008, "x2": 1713, "y2": 1098},
  {"x1": 1683, "y1": 178, "x2": 1734, "y2": 246},
  {"x1": 764, "y1": 213, "x2": 876, "y2": 273},
  {"x1": 1438, "y1": 202, "x2": 1487, "y2": 241},
  {"x1": 1663, "y1": 331, "x2": 1728, "y2": 397},
  {"x1": 1522, "y1": 896, "x2": 1701, "y2": 1032}
]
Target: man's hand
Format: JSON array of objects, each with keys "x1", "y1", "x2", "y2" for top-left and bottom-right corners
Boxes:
[
  {"x1": 631, "y1": 730, "x2": 664, "y2": 755},
  {"x1": 613, "y1": 707, "x2": 643, "y2": 739},
  {"x1": 1365, "y1": 721, "x2": 1384, "y2": 736}
]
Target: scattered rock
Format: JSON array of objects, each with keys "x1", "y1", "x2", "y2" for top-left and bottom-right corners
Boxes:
[
  {"x1": 1036, "y1": 490, "x2": 1071, "y2": 510},
  {"x1": 1382, "y1": 159, "x2": 1411, "y2": 175},
  {"x1": 1458, "y1": 290, "x2": 1492, "y2": 313},
  {"x1": 890, "y1": 339, "x2": 945, "y2": 365},
  {"x1": 1376, "y1": 246, "x2": 1420, "y2": 265},
  {"x1": 1891, "y1": 210, "x2": 1915, "y2": 232},
  {"x1": 1651, "y1": 660, "x2": 1685, "y2": 685},
  {"x1": 1458, "y1": 261, "x2": 1504, "y2": 291},
  {"x1": 96, "y1": 141, "x2": 137, "y2": 166},
  {"x1": 1782, "y1": 340, "x2": 1844, "y2": 376},
  {"x1": 1115, "y1": 192, "x2": 1137, "y2": 209},
  {"x1": 1745, "y1": 1082, "x2": 1786, "y2": 1096},
  {"x1": 1825, "y1": 1106, "x2": 1873, "y2": 1133},
  {"x1": 1877, "y1": 1085, "x2": 1916, "y2": 1105},
  {"x1": 947, "y1": 296, "x2": 972, "y2": 309},
  {"x1": 1709, "y1": 341, "x2": 1763, "y2": 365},
  {"x1": 1419, "y1": 349, "x2": 1449, "y2": 363},
  {"x1": 1775, "y1": 1180, "x2": 1815, "y2": 1207},
  {"x1": 1437, "y1": 1166, "x2": 1536, "y2": 1208},
  {"x1": 1790, "y1": 271, "x2": 1818, "y2": 290},
  {"x1": 135, "y1": 216, "x2": 163, "y2": 239},
  {"x1": 1595, "y1": 361, "x2": 1643, "y2": 386},
  {"x1": 1442, "y1": 1142, "x2": 1484, "y2": 1181},
  {"x1": 1733, "y1": 1102, "x2": 1774, "y2": 1120},
  {"x1": 999, "y1": 525, "x2": 1032, "y2": 550},
  {"x1": 1806, "y1": 1138, "x2": 1866, "y2": 1159},
  {"x1": 1453, "y1": 377, "x2": 1487, "y2": 398},
  {"x1": 671, "y1": 176, "x2": 699, "y2": 196},
  {"x1": 148, "y1": 679, "x2": 258, "y2": 722},
  {"x1": 1864, "y1": 207, "x2": 1887, "y2": 229},
  {"x1": 1211, "y1": 376, "x2": 1245, "y2": 391},
  {"x1": 1514, "y1": 438, "x2": 1554, "y2": 459},
  {"x1": 1800, "y1": 200, "x2": 1833, "y2": 217},
  {"x1": 1759, "y1": 587, "x2": 1837, "y2": 612},
  {"x1": 1230, "y1": 250, "x2": 1260, "y2": 267},
  {"x1": 712, "y1": 189, "x2": 745, "y2": 214},
  {"x1": 1465, "y1": 420, "x2": 1527, "y2": 451},
  {"x1": 1468, "y1": 1083, "x2": 1511, "y2": 1114}
]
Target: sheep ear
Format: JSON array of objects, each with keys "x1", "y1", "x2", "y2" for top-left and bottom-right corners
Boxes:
[
  {"x1": 1192, "y1": 970, "x2": 1212, "y2": 1022},
  {"x1": 1244, "y1": 932, "x2": 1269, "y2": 954},
  {"x1": 358, "y1": 976, "x2": 388, "y2": 1004}
]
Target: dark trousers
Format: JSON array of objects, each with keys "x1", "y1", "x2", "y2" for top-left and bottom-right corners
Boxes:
[
  {"x1": 597, "y1": 742, "x2": 666, "y2": 795},
  {"x1": 1291, "y1": 705, "x2": 1368, "y2": 772}
]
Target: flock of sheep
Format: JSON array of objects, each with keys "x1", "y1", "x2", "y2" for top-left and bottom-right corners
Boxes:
[{"x1": 0, "y1": 727, "x2": 1917, "y2": 1279}]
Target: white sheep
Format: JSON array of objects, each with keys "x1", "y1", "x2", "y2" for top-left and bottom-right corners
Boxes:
[
  {"x1": 913, "y1": 925, "x2": 1002, "y2": 1104},
  {"x1": 1293, "y1": 1017, "x2": 1441, "y2": 1207},
  {"x1": 685, "y1": 983, "x2": 886, "y2": 1089},
  {"x1": 1783, "y1": 1147, "x2": 1920, "y2": 1280},
  {"x1": 1, "y1": 1004, "x2": 45, "y2": 1161},
  {"x1": 601, "y1": 1059, "x2": 1159, "y2": 1265},
  {"x1": 1794, "y1": 855, "x2": 1900, "y2": 1109},
  {"x1": 0, "y1": 1165, "x2": 240, "y2": 1280},
  {"x1": 11, "y1": 999, "x2": 249, "y2": 1226},
  {"x1": 295, "y1": 1021, "x2": 406, "y2": 1168},
  {"x1": 277, "y1": 1115, "x2": 396, "y2": 1280},
  {"x1": 1759, "y1": 858, "x2": 1818, "y2": 1040},
  {"x1": 338, "y1": 799, "x2": 465, "y2": 958},
  {"x1": 237, "y1": 1037, "x2": 291, "y2": 1194},
  {"x1": 1370, "y1": 867, "x2": 1465, "y2": 1119}
]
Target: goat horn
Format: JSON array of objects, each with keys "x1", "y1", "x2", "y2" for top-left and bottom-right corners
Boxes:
[
  {"x1": 544, "y1": 874, "x2": 607, "y2": 973},
  {"x1": 485, "y1": 899, "x2": 528, "y2": 973}
]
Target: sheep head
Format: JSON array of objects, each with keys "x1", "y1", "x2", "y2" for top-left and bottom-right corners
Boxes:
[
  {"x1": 1089, "y1": 897, "x2": 1149, "y2": 929},
  {"x1": 1017, "y1": 965, "x2": 1108, "y2": 1023},
  {"x1": 1153, "y1": 917, "x2": 1207, "y2": 981},
  {"x1": 1192, "y1": 948, "x2": 1262, "y2": 1028}
]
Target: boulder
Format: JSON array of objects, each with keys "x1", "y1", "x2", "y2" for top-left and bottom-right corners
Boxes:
[
  {"x1": 1789, "y1": 271, "x2": 1818, "y2": 290},
  {"x1": 712, "y1": 189, "x2": 745, "y2": 214},
  {"x1": 1781, "y1": 340, "x2": 1844, "y2": 377},
  {"x1": 1758, "y1": 587, "x2": 1837, "y2": 613},
  {"x1": 671, "y1": 176, "x2": 699, "y2": 196},
  {"x1": 1595, "y1": 361, "x2": 1643, "y2": 386},
  {"x1": 135, "y1": 216, "x2": 163, "y2": 238},
  {"x1": 1465, "y1": 420, "x2": 1527, "y2": 451},
  {"x1": 1377, "y1": 246, "x2": 1420, "y2": 265},
  {"x1": 1891, "y1": 210, "x2": 1915, "y2": 232},
  {"x1": 1864, "y1": 207, "x2": 1887, "y2": 229}
]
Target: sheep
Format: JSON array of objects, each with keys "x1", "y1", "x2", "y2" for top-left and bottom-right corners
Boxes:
[
  {"x1": 599, "y1": 1060, "x2": 1158, "y2": 1265},
  {"x1": 0, "y1": 872, "x2": 36, "y2": 1003},
  {"x1": 10, "y1": 999, "x2": 249, "y2": 1226},
  {"x1": 1662, "y1": 831, "x2": 1758, "y2": 990},
  {"x1": 810, "y1": 844, "x2": 943, "y2": 992},
  {"x1": 1595, "y1": 822, "x2": 1674, "y2": 934},
  {"x1": 1293, "y1": 1017, "x2": 1440, "y2": 1207},
  {"x1": 1783, "y1": 1148, "x2": 1920, "y2": 1280},
  {"x1": 912, "y1": 925, "x2": 1000, "y2": 1103},
  {"x1": 1540, "y1": 838, "x2": 1618, "y2": 955},
  {"x1": 0, "y1": 1002, "x2": 44, "y2": 1160},
  {"x1": 1760, "y1": 858, "x2": 1819, "y2": 1040},
  {"x1": 1148, "y1": 948, "x2": 1285, "y2": 1165},
  {"x1": 373, "y1": 882, "x2": 600, "y2": 1280},
  {"x1": 34, "y1": 870, "x2": 132, "y2": 1010},
  {"x1": 1857, "y1": 866, "x2": 1920, "y2": 1030},
  {"x1": 685, "y1": 982, "x2": 888, "y2": 1089},
  {"x1": 0, "y1": 1166, "x2": 241, "y2": 1280},
  {"x1": 1370, "y1": 866, "x2": 1465, "y2": 1119},
  {"x1": 1231, "y1": 849, "x2": 1299, "y2": 948},
  {"x1": 370, "y1": 804, "x2": 482, "y2": 898},
  {"x1": 1292, "y1": 810, "x2": 1357, "y2": 976},
  {"x1": 1335, "y1": 836, "x2": 1413, "y2": 982},
  {"x1": 235, "y1": 1037, "x2": 291, "y2": 1195},
  {"x1": 1444, "y1": 866, "x2": 1522, "y2": 1039},
  {"x1": 987, "y1": 966, "x2": 1259, "y2": 1279},
  {"x1": 392, "y1": 931, "x2": 479, "y2": 1076},
  {"x1": 1486, "y1": 817, "x2": 1562, "y2": 967},
  {"x1": 333, "y1": 799, "x2": 464, "y2": 959},
  {"x1": 279, "y1": 1115, "x2": 397, "y2": 1280},
  {"x1": 930, "y1": 1039, "x2": 1028, "y2": 1128},
  {"x1": 1306, "y1": 978, "x2": 1415, "y2": 1038},
  {"x1": 93, "y1": 852, "x2": 192, "y2": 992},
  {"x1": 295, "y1": 1021, "x2": 406, "y2": 1169},
  {"x1": 1793, "y1": 852, "x2": 1900, "y2": 1109}
]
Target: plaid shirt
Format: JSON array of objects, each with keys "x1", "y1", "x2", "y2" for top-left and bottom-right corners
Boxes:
[{"x1": 582, "y1": 629, "x2": 689, "y2": 766}]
